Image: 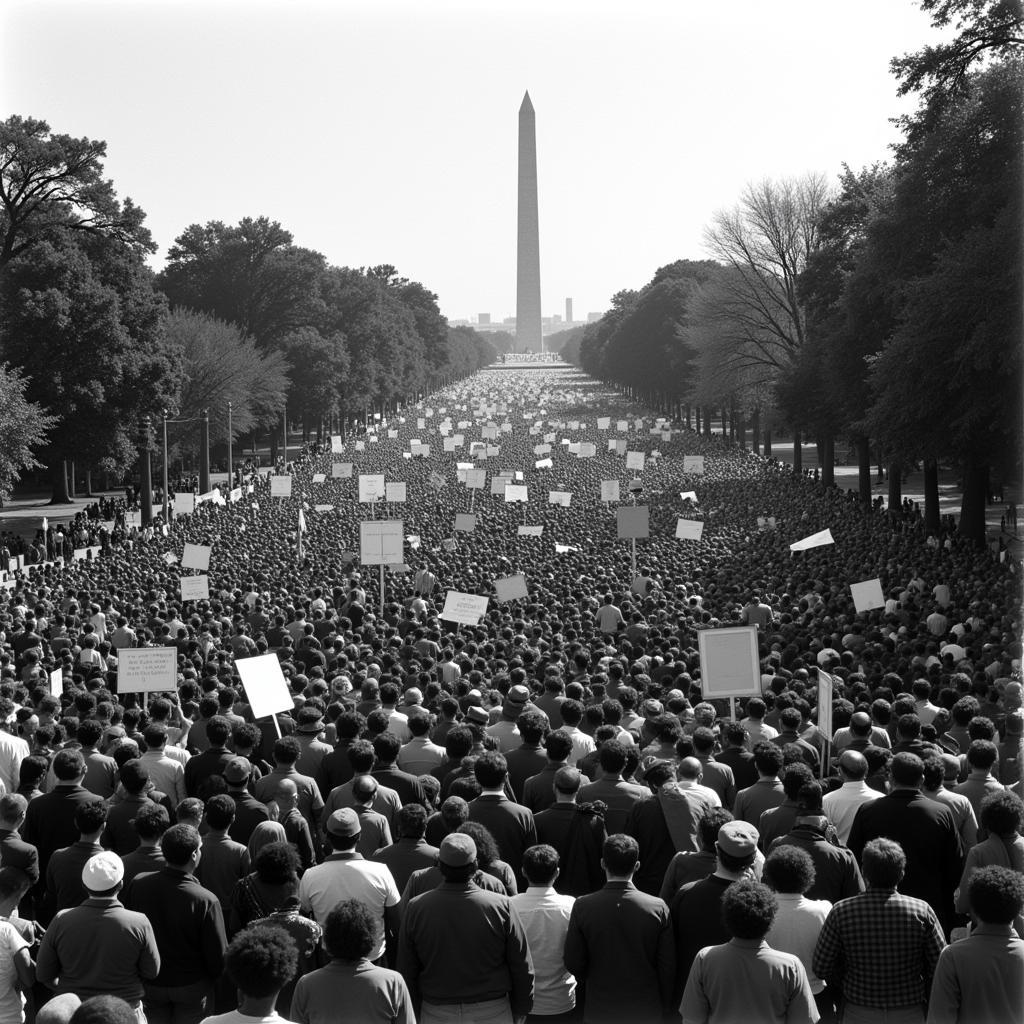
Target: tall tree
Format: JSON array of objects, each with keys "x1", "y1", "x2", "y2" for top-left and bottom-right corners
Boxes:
[
  {"x1": 0, "y1": 115, "x2": 153, "y2": 268},
  {"x1": 0, "y1": 363, "x2": 53, "y2": 504}
]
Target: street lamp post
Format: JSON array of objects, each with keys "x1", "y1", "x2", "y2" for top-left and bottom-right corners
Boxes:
[
  {"x1": 227, "y1": 401, "x2": 233, "y2": 491},
  {"x1": 140, "y1": 416, "x2": 153, "y2": 527},
  {"x1": 199, "y1": 409, "x2": 210, "y2": 494},
  {"x1": 162, "y1": 410, "x2": 170, "y2": 525}
]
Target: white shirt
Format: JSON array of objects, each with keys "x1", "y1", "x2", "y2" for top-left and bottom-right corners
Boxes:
[
  {"x1": 396, "y1": 736, "x2": 446, "y2": 775},
  {"x1": 0, "y1": 733, "x2": 28, "y2": 795},
  {"x1": 298, "y1": 855, "x2": 398, "y2": 960},
  {"x1": 142, "y1": 748, "x2": 187, "y2": 805},
  {"x1": 511, "y1": 886, "x2": 576, "y2": 1015},
  {"x1": 560, "y1": 726, "x2": 596, "y2": 766},
  {"x1": 765, "y1": 893, "x2": 832, "y2": 994},
  {"x1": 821, "y1": 780, "x2": 882, "y2": 844}
]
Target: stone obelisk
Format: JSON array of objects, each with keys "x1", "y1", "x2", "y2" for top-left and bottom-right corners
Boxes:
[{"x1": 516, "y1": 91, "x2": 542, "y2": 353}]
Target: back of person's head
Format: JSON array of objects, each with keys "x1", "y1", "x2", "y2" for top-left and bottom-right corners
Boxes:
[
  {"x1": 598, "y1": 739, "x2": 628, "y2": 775},
  {"x1": 445, "y1": 727, "x2": 474, "y2": 759},
  {"x1": 132, "y1": 802, "x2": 170, "y2": 841},
  {"x1": 76, "y1": 719, "x2": 103, "y2": 748},
  {"x1": 323, "y1": 898, "x2": 381, "y2": 962},
  {"x1": 517, "y1": 710, "x2": 547, "y2": 744},
  {"x1": 396, "y1": 803, "x2": 427, "y2": 840},
  {"x1": 781, "y1": 763, "x2": 813, "y2": 800},
  {"x1": 544, "y1": 730, "x2": 573, "y2": 763},
  {"x1": 796, "y1": 781, "x2": 824, "y2": 815},
  {"x1": 602, "y1": 834, "x2": 639, "y2": 877},
  {"x1": 176, "y1": 798, "x2": 204, "y2": 828},
  {"x1": 34, "y1": 992, "x2": 80, "y2": 1024},
  {"x1": 522, "y1": 843, "x2": 560, "y2": 887},
  {"x1": 0, "y1": 793, "x2": 26, "y2": 826},
  {"x1": 837, "y1": 750, "x2": 868, "y2": 781},
  {"x1": 118, "y1": 759, "x2": 149, "y2": 795},
  {"x1": 473, "y1": 751, "x2": 508, "y2": 789},
  {"x1": 753, "y1": 742, "x2": 784, "y2": 777},
  {"x1": 966, "y1": 740, "x2": 998, "y2": 772},
  {"x1": 560, "y1": 698, "x2": 583, "y2": 727},
  {"x1": 0, "y1": 866, "x2": 32, "y2": 904},
  {"x1": 721, "y1": 879, "x2": 778, "y2": 940},
  {"x1": 74, "y1": 801, "x2": 107, "y2": 837},
  {"x1": 861, "y1": 837, "x2": 906, "y2": 888},
  {"x1": 205, "y1": 793, "x2": 236, "y2": 831},
  {"x1": 161, "y1": 823, "x2": 201, "y2": 867},
  {"x1": 272, "y1": 736, "x2": 301, "y2": 765},
  {"x1": 372, "y1": 732, "x2": 401, "y2": 764},
  {"x1": 889, "y1": 752, "x2": 925, "y2": 789},
  {"x1": 254, "y1": 842, "x2": 300, "y2": 886},
  {"x1": 206, "y1": 715, "x2": 232, "y2": 746},
  {"x1": 143, "y1": 723, "x2": 168, "y2": 749},
  {"x1": 352, "y1": 775, "x2": 377, "y2": 804},
  {"x1": 779, "y1": 707, "x2": 802, "y2": 731},
  {"x1": 696, "y1": 808, "x2": 733, "y2": 852},
  {"x1": 897, "y1": 714, "x2": 921, "y2": 739},
  {"x1": 52, "y1": 748, "x2": 85, "y2": 782},
  {"x1": 69, "y1": 996, "x2": 137, "y2": 1024},
  {"x1": 224, "y1": 924, "x2": 298, "y2": 998},
  {"x1": 440, "y1": 796, "x2": 469, "y2": 830},
  {"x1": 346, "y1": 739, "x2": 375, "y2": 775},
  {"x1": 979, "y1": 790, "x2": 1024, "y2": 838},
  {"x1": 763, "y1": 845, "x2": 816, "y2": 895},
  {"x1": 553, "y1": 766, "x2": 581, "y2": 795},
  {"x1": 967, "y1": 865, "x2": 1024, "y2": 925}
]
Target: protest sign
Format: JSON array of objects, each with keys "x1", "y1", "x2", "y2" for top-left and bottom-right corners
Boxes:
[
  {"x1": 850, "y1": 577, "x2": 885, "y2": 612},
  {"x1": 597, "y1": 417, "x2": 610, "y2": 429},
  {"x1": 454, "y1": 514, "x2": 477, "y2": 532},
  {"x1": 180, "y1": 575, "x2": 210, "y2": 601},
  {"x1": 117, "y1": 647, "x2": 179, "y2": 694},
  {"x1": 548, "y1": 491, "x2": 572, "y2": 507},
  {"x1": 441, "y1": 591, "x2": 489, "y2": 626},
  {"x1": 626, "y1": 451, "x2": 645, "y2": 472},
  {"x1": 601, "y1": 480, "x2": 620, "y2": 503},
  {"x1": 311, "y1": 473, "x2": 326, "y2": 483},
  {"x1": 682, "y1": 455, "x2": 705, "y2": 475},
  {"x1": 162, "y1": 552, "x2": 177, "y2": 565},
  {"x1": 790, "y1": 529, "x2": 835, "y2": 552},
  {"x1": 518, "y1": 525, "x2": 543, "y2": 536},
  {"x1": 617, "y1": 506, "x2": 650, "y2": 539},
  {"x1": 360, "y1": 520, "x2": 404, "y2": 565},
  {"x1": 174, "y1": 493, "x2": 196, "y2": 516},
  {"x1": 697, "y1": 626, "x2": 761, "y2": 698},
  {"x1": 358, "y1": 475, "x2": 386, "y2": 503},
  {"x1": 494, "y1": 574, "x2": 529, "y2": 602},
  {"x1": 181, "y1": 543, "x2": 211, "y2": 571},
  {"x1": 465, "y1": 469, "x2": 486, "y2": 489},
  {"x1": 330, "y1": 435, "x2": 343, "y2": 453},
  {"x1": 49, "y1": 669, "x2": 63, "y2": 698},
  {"x1": 236, "y1": 654, "x2": 294, "y2": 720},
  {"x1": 535, "y1": 458, "x2": 553, "y2": 469},
  {"x1": 504, "y1": 484, "x2": 528, "y2": 503},
  {"x1": 675, "y1": 519, "x2": 704, "y2": 541},
  {"x1": 385, "y1": 482, "x2": 407, "y2": 503},
  {"x1": 270, "y1": 475, "x2": 292, "y2": 497},
  {"x1": 314, "y1": 504, "x2": 334, "y2": 512}
]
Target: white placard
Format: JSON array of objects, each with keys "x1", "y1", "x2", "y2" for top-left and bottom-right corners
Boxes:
[
  {"x1": 616, "y1": 420, "x2": 628, "y2": 432},
  {"x1": 683, "y1": 455, "x2": 705, "y2": 475},
  {"x1": 518, "y1": 525, "x2": 544, "y2": 536},
  {"x1": 236, "y1": 653, "x2": 294, "y2": 720},
  {"x1": 355, "y1": 440, "x2": 365, "y2": 451},
  {"x1": 850, "y1": 577, "x2": 885, "y2": 612},
  {"x1": 117, "y1": 646, "x2": 179, "y2": 694},
  {"x1": 578, "y1": 443, "x2": 596, "y2": 458},
  {"x1": 534, "y1": 444, "x2": 552, "y2": 455},
  {"x1": 675, "y1": 519, "x2": 704, "y2": 541},
  {"x1": 443, "y1": 437, "x2": 458, "y2": 453},
  {"x1": 162, "y1": 552, "x2": 178, "y2": 565},
  {"x1": 626, "y1": 451, "x2": 645, "y2": 472},
  {"x1": 270, "y1": 475, "x2": 293, "y2": 497},
  {"x1": 597, "y1": 417, "x2": 610, "y2": 429},
  {"x1": 229, "y1": 487, "x2": 242, "y2": 502},
  {"x1": 388, "y1": 429, "x2": 399, "y2": 439},
  {"x1": 312, "y1": 473, "x2": 326, "y2": 483},
  {"x1": 535, "y1": 458, "x2": 553, "y2": 469},
  {"x1": 504, "y1": 484, "x2": 528, "y2": 503},
  {"x1": 697, "y1": 626, "x2": 761, "y2": 698},
  {"x1": 548, "y1": 491, "x2": 572, "y2": 507},
  {"x1": 680, "y1": 491, "x2": 698, "y2": 502},
  {"x1": 314, "y1": 504, "x2": 334, "y2": 512},
  {"x1": 332, "y1": 462, "x2": 353, "y2": 479},
  {"x1": 358, "y1": 474, "x2": 386, "y2": 503},
  {"x1": 174, "y1": 492, "x2": 196, "y2": 516},
  {"x1": 360, "y1": 520, "x2": 404, "y2": 566},
  {"x1": 817, "y1": 669, "x2": 834, "y2": 739},
  {"x1": 330, "y1": 435, "x2": 343, "y2": 453},
  {"x1": 790, "y1": 528, "x2": 835, "y2": 552},
  {"x1": 49, "y1": 669, "x2": 63, "y2": 698},
  {"x1": 181, "y1": 575, "x2": 210, "y2": 601},
  {"x1": 454, "y1": 513, "x2": 476, "y2": 533},
  {"x1": 617, "y1": 506, "x2": 650, "y2": 539},
  {"x1": 385, "y1": 482, "x2": 407, "y2": 503},
  {"x1": 494, "y1": 574, "x2": 529, "y2": 603},
  {"x1": 441, "y1": 591, "x2": 490, "y2": 626},
  {"x1": 181, "y1": 543, "x2": 211, "y2": 571},
  {"x1": 465, "y1": 469, "x2": 486, "y2": 490},
  {"x1": 601, "y1": 480, "x2": 620, "y2": 503}
]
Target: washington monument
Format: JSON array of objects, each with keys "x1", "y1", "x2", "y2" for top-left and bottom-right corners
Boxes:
[{"x1": 516, "y1": 91, "x2": 542, "y2": 353}]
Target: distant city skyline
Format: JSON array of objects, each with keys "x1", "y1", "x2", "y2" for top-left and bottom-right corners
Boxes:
[{"x1": 2, "y1": 1, "x2": 942, "y2": 324}]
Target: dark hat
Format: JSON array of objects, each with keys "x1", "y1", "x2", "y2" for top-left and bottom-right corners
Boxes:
[
  {"x1": 223, "y1": 757, "x2": 251, "y2": 784},
  {"x1": 326, "y1": 808, "x2": 361, "y2": 838},
  {"x1": 716, "y1": 821, "x2": 759, "y2": 858},
  {"x1": 438, "y1": 833, "x2": 476, "y2": 867},
  {"x1": 296, "y1": 707, "x2": 325, "y2": 734}
]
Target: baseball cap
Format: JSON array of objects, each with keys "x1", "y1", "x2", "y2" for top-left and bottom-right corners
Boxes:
[
  {"x1": 82, "y1": 851, "x2": 124, "y2": 891},
  {"x1": 438, "y1": 833, "x2": 477, "y2": 867},
  {"x1": 223, "y1": 757, "x2": 251, "y2": 784},
  {"x1": 716, "y1": 821, "x2": 759, "y2": 858},
  {"x1": 325, "y1": 808, "x2": 361, "y2": 838}
]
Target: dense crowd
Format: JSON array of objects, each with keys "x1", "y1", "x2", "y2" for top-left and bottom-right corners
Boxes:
[{"x1": 0, "y1": 366, "x2": 1020, "y2": 1024}]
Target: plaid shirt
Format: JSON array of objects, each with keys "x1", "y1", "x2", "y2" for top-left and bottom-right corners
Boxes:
[{"x1": 812, "y1": 887, "x2": 945, "y2": 1008}]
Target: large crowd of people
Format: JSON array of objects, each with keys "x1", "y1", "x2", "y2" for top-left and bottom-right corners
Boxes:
[{"x1": 0, "y1": 366, "x2": 1020, "y2": 1024}]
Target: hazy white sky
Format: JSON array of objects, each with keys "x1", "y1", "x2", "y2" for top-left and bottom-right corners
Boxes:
[{"x1": 3, "y1": 0, "x2": 939, "y2": 323}]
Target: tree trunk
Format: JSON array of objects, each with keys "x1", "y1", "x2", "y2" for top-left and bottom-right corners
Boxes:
[
  {"x1": 856, "y1": 436, "x2": 871, "y2": 505},
  {"x1": 763, "y1": 428, "x2": 772, "y2": 458},
  {"x1": 83, "y1": 468, "x2": 94, "y2": 498},
  {"x1": 958, "y1": 460, "x2": 989, "y2": 547},
  {"x1": 751, "y1": 408, "x2": 760, "y2": 454},
  {"x1": 877, "y1": 459, "x2": 885, "y2": 482},
  {"x1": 792, "y1": 429, "x2": 802, "y2": 474},
  {"x1": 887, "y1": 461, "x2": 902, "y2": 512},
  {"x1": 821, "y1": 435, "x2": 835, "y2": 487},
  {"x1": 736, "y1": 414, "x2": 745, "y2": 449},
  {"x1": 704, "y1": 408, "x2": 712, "y2": 437},
  {"x1": 694, "y1": 407, "x2": 701, "y2": 433},
  {"x1": 924, "y1": 459, "x2": 940, "y2": 534},
  {"x1": 50, "y1": 459, "x2": 71, "y2": 504}
]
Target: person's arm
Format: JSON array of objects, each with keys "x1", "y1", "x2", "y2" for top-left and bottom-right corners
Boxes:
[
  {"x1": 679, "y1": 951, "x2": 710, "y2": 1024},
  {"x1": 926, "y1": 948, "x2": 959, "y2": 1024},
  {"x1": 811, "y1": 910, "x2": 842, "y2": 994},
  {"x1": 655, "y1": 905, "x2": 677, "y2": 1015},
  {"x1": 394, "y1": 905, "x2": 421, "y2": 1016},
  {"x1": 921, "y1": 910, "x2": 947, "y2": 996},
  {"x1": 138, "y1": 921, "x2": 161, "y2": 981},
  {"x1": 505, "y1": 906, "x2": 534, "y2": 1021},
  {"x1": 204, "y1": 900, "x2": 228, "y2": 979},
  {"x1": 562, "y1": 904, "x2": 587, "y2": 982}
]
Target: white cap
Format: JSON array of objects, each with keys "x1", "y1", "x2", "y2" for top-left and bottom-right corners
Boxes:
[{"x1": 82, "y1": 851, "x2": 124, "y2": 891}]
